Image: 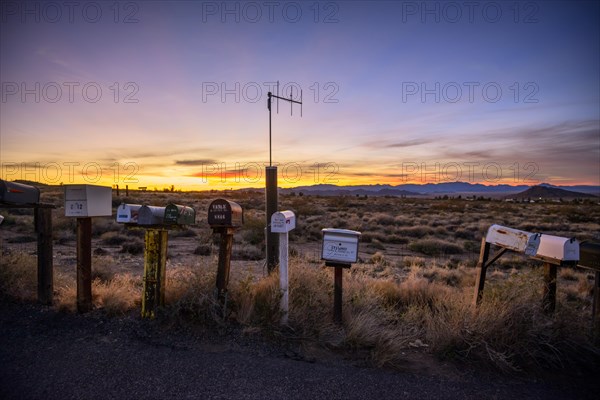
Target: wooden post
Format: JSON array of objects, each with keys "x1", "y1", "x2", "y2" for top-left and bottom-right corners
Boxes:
[
  {"x1": 279, "y1": 232, "x2": 289, "y2": 324},
  {"x1": 265, "y1": 166, "x2": 279, "y2": 273},
  {"x1": 215, "y1": 227, "x2": 234, "y2": 305},
  {"x1": 76, "y1": 217, "x2": 92, "y2": 313},
  {"x1": 334, "y1": 266, "x2": 343, "y2": 324},
  {"x1": 472, "y1": 237, "x2": 491, "y2": 306},
  {"x1": 125, "y1": 185, "x2": 129, "y2": 196},
  {"x1": 116, "y1": 184, "x2": 119, "y2": 196},
  {"x1": 592, "y1": 271, "x2": 600, "y2": 343},
  {"x1": 34, "y1": 207, "x2": 53, "y2": 305},
  {"x1": 542, "y1": 262, "x2": 557, "y2": 314},
  {"x1": 141, "y1": 229, "x2": 168, "y2": 318}
]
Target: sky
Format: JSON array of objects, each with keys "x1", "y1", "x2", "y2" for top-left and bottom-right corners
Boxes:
[{"x1": 1, "y1": 0, "x2": 599, "y2": 190}]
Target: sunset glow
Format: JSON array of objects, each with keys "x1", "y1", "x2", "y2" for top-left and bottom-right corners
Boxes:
[{"x1": 1, "y1": 1, "x2": 598, "y2": 190}]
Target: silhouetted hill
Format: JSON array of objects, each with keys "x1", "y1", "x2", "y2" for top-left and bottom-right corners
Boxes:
[{"x1": 511, "y1": 185, "x2": 597, "y2": 199}]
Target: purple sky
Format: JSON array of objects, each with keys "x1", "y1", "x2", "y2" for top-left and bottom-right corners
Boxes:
[{"x1": 1, "y1": 1, "x2": 598, "y2": 189}]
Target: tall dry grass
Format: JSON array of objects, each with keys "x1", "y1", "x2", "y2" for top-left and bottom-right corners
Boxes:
[{"x1": 1, "y1": 248, "x2": 598, "y2": 374}]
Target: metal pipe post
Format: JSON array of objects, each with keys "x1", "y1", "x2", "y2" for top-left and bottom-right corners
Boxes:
[
  {"x1": 141, "y1": 229, "x2": 168, "y2": 318},
  {"x1": 279, "y1": 232, "x2": 289, "y2": 324}
]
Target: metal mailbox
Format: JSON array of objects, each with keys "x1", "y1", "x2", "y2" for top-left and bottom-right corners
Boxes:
[
  {"x1": 486, "y1": 224, "x2": 540, "y2": 256},
  {"x1": 164, "y1": 204, "x2": 196, "y2": 225},
  {"x1": 64, "y1": 184, "x2": 112, "y2": 217},
  {"x1": 208, "y1": 199, "x2": 243, "y2": 228},
  {"x1": 578, "y1": 241, "x2": 600, "y2": 272},
  {"x1": 271, "y1": 210, "x2": 296, "y2": 233},
  {"x1": 116, "y1": 203, "x2": 142, "y2": 223},
  {"x1": 534, "y1": 234, "x2": 579, "y2": 265},
  {"x1": 0, "y1": 179, "x2": 40, "y2": 205},
  {"x1": 321, "y1": 228, "x2": 361, "y2": 264},
  {"x1": 0, "y1": 215, "x2": 4, "y2": 225},
  {"x1": 137, "y1": 205, "x2": 166, "y2": 225}
]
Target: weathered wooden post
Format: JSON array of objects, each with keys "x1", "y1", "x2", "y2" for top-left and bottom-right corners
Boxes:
[
  {"x1": 472, "y1": 225, "x2": 540, "y2": 307},
  {"x1": 64, "y1": 184, "x2": 112, "y2": 313},
  {"x1": 271, "y1": 210, "x2": 296, "y2": 324},
  {"x1": 321, "y1": 229, "x2": 361, "y2": 324},
  {"x1": 207, "y1": 199, "x2": 243, "y2": 311},
  {"x1": 533, "y1": 235, "x2": 579, "y2": 314},
  {"x1": 578, "y1": 241, "x2": 600, "y2": 343},
  {"x1": 34, "y1": 206, "x2": 53, "y2": 305}
]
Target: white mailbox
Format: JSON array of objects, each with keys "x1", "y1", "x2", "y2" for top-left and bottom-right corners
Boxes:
[
  {"x1": 486, "y1": 224, "x2": 540, "y2": 256},
  {"x1": 534, "y1": 234, "x2": 579, "y2": 265},
  {"x1": 137, "y1": 205, "x2": 166, "y2": 225},
  {"x1": 116, "y1": 203, "x2": 142, "y2": 223},
  {"x1": 64, "y1": 184, "x2": 112, "y2": 217},
  {"x1": 322, "y1": 228, "x2": 361, "y2": 264},
  {"x1": 0, "y1": 215, "x2": 4, "y2": 225},
  {"x1": 271, "y1": 210, "x2": 296, "y2": 233}
]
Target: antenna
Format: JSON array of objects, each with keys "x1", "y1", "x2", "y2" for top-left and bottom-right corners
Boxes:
[
  {"x1": 265, "y1": 80, "x2": 304, "y2": 274},
  {"x1": 267, "y1": 81, "x2": 303, "y2": 166}
]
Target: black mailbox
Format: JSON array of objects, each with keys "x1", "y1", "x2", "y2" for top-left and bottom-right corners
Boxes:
[
  {"x1": 208, "y1": 199, "x2": 243, "y2": 228},
  {"x1": 0, "y1": 179, "x2": 40, "y2": 205},
  {"x1": 579, "y1": 241, "x2": 600, "y2": 272}
]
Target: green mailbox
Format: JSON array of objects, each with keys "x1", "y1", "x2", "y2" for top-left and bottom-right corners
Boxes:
[{"x1": 164, "y1": 204, "x2": 196, "y2": 226}]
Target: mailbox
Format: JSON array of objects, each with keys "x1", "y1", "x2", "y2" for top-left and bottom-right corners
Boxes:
[
  {"x1": 271, "y1": 210, "x2": 296, "y2": 233},
  {"x1": 534, "y1": 234, "x2": 579, "y2": 265},
  {"x1": 208, "y1": 199, "x2": 243, "y2": 228},
  {"x1": 164, "y1": 204, "x2": 196, "y2": 225},
  {"x1": 486, "y1": 224, "x2": 540, "y2": 256},
  {"x1": 578, "y1": 241, "x2": 600, "y2": 272},
  {"x1": 0, "y1": 215, "x2": 4, "y2": 225},
  {"x1": 0, "y1": 179, "x2": 40, "y2": 205},
  {"x1": 137, "y1": 205, "x2": 166, "y2": 225},
  {"x1": 321, "y1": 228, "x2": 361, "y2": 264},
  {"x1": 116, "y1": 203, "x2": 142, "y2": 223},
  {"x1": 64, "y1": 184, "x2": 112, "y2": 217}
]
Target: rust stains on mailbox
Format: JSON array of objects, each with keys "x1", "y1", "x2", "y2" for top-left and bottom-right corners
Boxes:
[
  {"x1": 0, "y1": 179, "x2": 40, "y2": 205},
  {"x1": 208, "y1": 199, "x2": 243, "y2": 228}
]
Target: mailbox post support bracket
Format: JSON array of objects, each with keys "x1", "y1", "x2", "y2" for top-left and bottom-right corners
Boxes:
[{"x1": 472, "y1": 237, "x2": 508, "y2": 306}]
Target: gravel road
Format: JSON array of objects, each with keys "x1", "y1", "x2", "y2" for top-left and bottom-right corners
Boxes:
[{"x1": 1, "y1": 302, "x2": 598, "y2": 400}]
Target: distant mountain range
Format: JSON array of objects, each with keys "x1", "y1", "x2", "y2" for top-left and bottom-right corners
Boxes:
[{"x1": 280, "y1": 182, "x2": 600, "y2": 197}]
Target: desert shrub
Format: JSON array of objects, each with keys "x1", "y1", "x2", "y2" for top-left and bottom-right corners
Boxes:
[
  {"x1": 7, "y1": 235, "x2": 37, "y2": 243},
  {"x1": 242, "y1": 215, "x2": 265, "y2": 245},
  {"x1": 121, "y1": 238, "x2": 144, "y2": 255},
  {"x1": 194, "y1": 244, "x2": 212, "y2": 256},
  {"x1": 232, "y1": 244, "x2": 263, "y2": 261},
  {"x1": 170, "y1": 228, "x2": 197, "y2": 238},
  {"x1": 100, "y1": 231, "x2": 129, "y2": 245},
  {"x1": 396, "y1": 226, "x2": 433, "y2": 238},
  {"x1": 409, "y1": 239, "x2": 463, "y2": 256},
  {"x1": 91, "y1": 218, "x2": 121, "y2": 237},
  {"x1": 0, "y1": 251, "x2": 37, "y2": 301}
]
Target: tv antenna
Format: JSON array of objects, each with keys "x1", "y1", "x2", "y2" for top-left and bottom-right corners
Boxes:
[
  {"x1": 267, "y1": 81, "x2": 302, "y2": 166},
  {"x1": 265, "y1": 81, "x2": 303, "y2": 273}
]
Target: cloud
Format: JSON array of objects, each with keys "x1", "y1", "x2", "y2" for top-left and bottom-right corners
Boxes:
[{"x1": 175, "y1": 159, "x2": 219, "y2": 166}]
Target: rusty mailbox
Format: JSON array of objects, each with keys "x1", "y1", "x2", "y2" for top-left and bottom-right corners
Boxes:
[
  {"x1": 0, "y1": 179, "x2": 40, "y2": 205},
  {"x1": 164, "y1": 204, "x2": 196, "y2": 225},
  {"x1": 486, "y1": 224, "x2": 540, "y2": 256},
  {"x1": 116, "y1": 203, "x2": 142, "y2": 224},
  {"x1": 208, "y1": 199, "x2": 243, "y2": 228}
]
